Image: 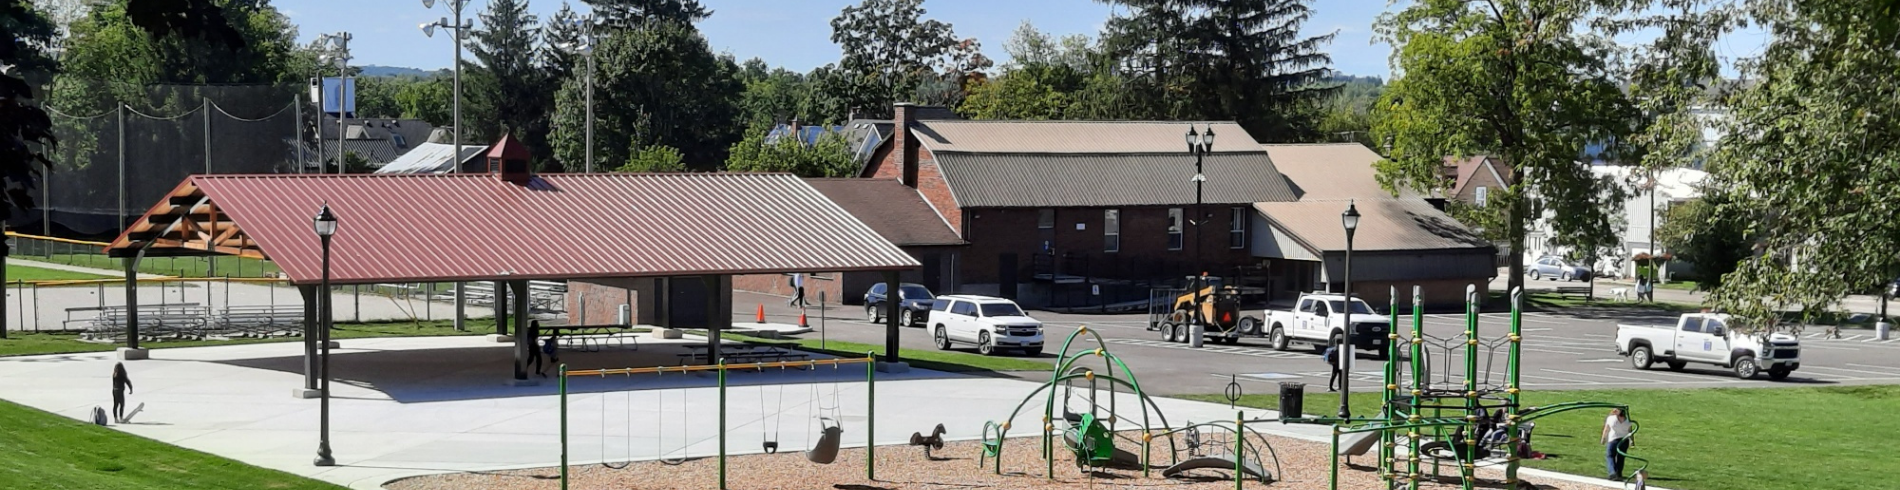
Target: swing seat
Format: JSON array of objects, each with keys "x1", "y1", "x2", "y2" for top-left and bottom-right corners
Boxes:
[
  {"x1": 762, "y1": 441, "x2": 779, "y2": 454},
  {"x1": 806, "y1": 418, "x2": 843, "y2": 464}
]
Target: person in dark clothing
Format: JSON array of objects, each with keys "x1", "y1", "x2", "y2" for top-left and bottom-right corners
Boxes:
[
  {"x1": 526, "y1": 321, "x2": 545, "y2": 377},
  {"x1": 111, "y1": 363, "x2": 133, "y2": 423},
  {"x1": 540, "y1": 333, "x2": 560, "y2": 376},
  {"x1": 1324, "y1": 345, "x2": 1343, "y2": 391}
]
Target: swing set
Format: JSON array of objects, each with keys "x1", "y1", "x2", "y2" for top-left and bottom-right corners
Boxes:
[{"x1": 556, "y1": 353, "x2": 878, "y2": 490}]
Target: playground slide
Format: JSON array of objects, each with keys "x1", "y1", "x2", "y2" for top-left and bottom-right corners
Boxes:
[
  {"x1": 1161, "y1": 456, "x2": 1268, "y2": 481},
  {"x1": 1337, "y1": 430, "x2": 1379, "y2": 457}
]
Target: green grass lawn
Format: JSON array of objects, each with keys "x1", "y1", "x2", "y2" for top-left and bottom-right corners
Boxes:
[
  {"x1": 1655, "y1": 280, "x2": 1700, "y2": 291},
  {"x1": 0, "y1": 319, "x2": 483, "y2": 357},
  {"x1": 20, "y1": 254, "x2": 280, "y2": 278},
  {"x1": 720, "y1": 332, "x2": 1052, "y2": 373},
  {"x1": 5, "y1": 263, "x2": 114, "y2": 282},
  {"x1": 0, "y1": 398, "x2": 344, "y2": 489},
  {"x1": 1189, "y1": 386, "x2": 1900, "y2": 490}
]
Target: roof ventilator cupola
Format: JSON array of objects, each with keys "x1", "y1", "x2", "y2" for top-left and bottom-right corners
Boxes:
[{"x1": 486, "y1": 133, "x2": 532, "y2": 184}]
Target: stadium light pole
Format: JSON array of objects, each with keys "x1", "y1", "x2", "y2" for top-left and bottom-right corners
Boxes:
[
  {"x1": 559, "y1": 17, "x2": 596, "y2": 172},
  {"x1": 1185, "y1": 125, "x2": 1214, "y2": 344},
  {"x1": 318, "y1": 33, "x2": 351, "y2": 175},
  {"x1": 312, "y1": 204, "x2": 338, "y2": 467},
  {"x1": 1339, "y1": 200, "x2": 1360, "y2": 419},
  {"x1": 421, "y1": 2, "x2": 472, "y2": 332}
]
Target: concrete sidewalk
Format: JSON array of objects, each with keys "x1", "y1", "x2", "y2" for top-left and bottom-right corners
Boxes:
[{"x1": 0, "y1": 336, "x2": 1649, "y2": 490}]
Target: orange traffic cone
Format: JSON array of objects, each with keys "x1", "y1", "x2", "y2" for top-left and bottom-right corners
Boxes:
[
  {"x1": 799, "y1": 312, "x2": 809, "y2": 328},
  {"x1": 756, "y1": 304, "x2": 766, "y2": 323}
]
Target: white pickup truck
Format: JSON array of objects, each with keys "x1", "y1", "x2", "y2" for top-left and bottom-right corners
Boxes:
[
  {"x1": 1615, "y1": 313, "x2": 1802, "y2": 380},
  {"x1": 1262, "y1": 293, "x2": 1392, "y2": 359}
]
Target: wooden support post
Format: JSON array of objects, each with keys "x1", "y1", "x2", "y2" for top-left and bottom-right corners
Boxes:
[
  {"x1": 883, "y1": 270, "x2": 900, "y2": 362},
  {"x1": 124, "y1": 256, "x2": 140, "y2": 350},
  {"x1": 512, "y1": 280, "x2": 531, "y2": 381}
]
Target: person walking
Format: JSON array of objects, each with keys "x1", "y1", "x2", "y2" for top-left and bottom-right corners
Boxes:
[
  {"x1": 540, "y1": 332, "x2": 560, "y2": 376},
  {"x1": 787, "y1": 273, "x2": 809, "y2": 309},
  {"x1": 526, "y1": 321, "x2": 545, "y2": 378},
  {"x1": 1322, "y1": 343, "x2": 1342, "y2": 392},
  {"x1": 1601, "y1": 408, "x2": 1634, "y2": 480},
  {"x1": 110, "y1": 363, "x2": 134, "y2": 423}
]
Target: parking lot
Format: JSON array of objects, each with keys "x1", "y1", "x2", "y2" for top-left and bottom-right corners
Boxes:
[{"x1": 736, "y1": 291, "x2": 1900, "y2": 396}]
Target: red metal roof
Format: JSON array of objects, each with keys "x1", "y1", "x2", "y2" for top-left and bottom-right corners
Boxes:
[{"x1": 111, "y1": 173, "x2": 919, "y2": 285}]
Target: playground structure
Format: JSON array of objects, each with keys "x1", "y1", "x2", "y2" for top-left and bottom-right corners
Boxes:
[
  {"x1": 980, "y1": 326, "x2": 1283, "y2": 485},
  {"x1": 557, "y1": 353, "x2": 878, "y2": 490},
  {"x1": 1278, "y1": 286, "x2": 1652, "y2": 490}
]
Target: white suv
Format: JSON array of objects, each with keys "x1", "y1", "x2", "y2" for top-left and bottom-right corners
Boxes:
[{"x1": 928, "y1": 295, "x2": 1044, "y2": 356}]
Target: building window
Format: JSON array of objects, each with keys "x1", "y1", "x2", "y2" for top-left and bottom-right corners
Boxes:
[
  {"x1": 1229, "y1": 207, "x2": 1246, "y2": 249},
  {"x1": 1167, "y1": 208, "x2": 1184, "y2": 251},
  {"x1": 1037, "y1": 208, "x2": 1055, "y2": 229},
  {"x1": 1104, "y1": 209, "x2": 1121, "y2": 253},
  {"x1": 1475, "y1": 186, "x2": 1488, "y2": 207}
]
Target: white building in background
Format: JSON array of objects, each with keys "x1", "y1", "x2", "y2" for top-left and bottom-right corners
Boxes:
[{"x1": 1522, "y1": 166, "x2": 1709, "y2": 280}]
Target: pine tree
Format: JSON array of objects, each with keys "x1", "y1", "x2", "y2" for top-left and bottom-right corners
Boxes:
[
  {"x1": 582, "y1": 0, "x2": 709, "y2": 28},
  {"x1": 466, "y1": 0, "x2": 553, "y2": 165}
]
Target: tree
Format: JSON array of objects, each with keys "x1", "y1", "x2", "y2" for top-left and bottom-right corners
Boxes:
[
  {"x1": 541, "y1": 1, "x2": 584, "y2": 81},
  {"x1": 395, "y1": 77, "x2": 453, "y2": 125},
  {"x1": 53, "y1": 0, "x2": 302, "y2": 112},
  {"x1": 548, "y1": 21, "x2": 741, "y2": 171},
  {"x1": 352, "y1": 76, "x2": 406, "y2": 118},
  {"x1": 958, "y1": 63, "x2": 1080, "y2": 120},
  {"x1": 1698, "y1": 0, "x2": 1900, "y2": 327},
  {"x1": 829, "y1": 0, "x2": 958, "y2": 118},
  {"x1": 724, "y1": 130, "x2": 856, "y2": 178},
  {"x1": 618, "y1": 144, "x2": 683, "y2": 172},
  {"x1": 466, "y1": 0, "x2": 552, "y2": 164},
  {"x1": 1000, "y1": 20, "x2": 1092, "y2": 70},
  {"x1": 1371, "y1": 0, "x2": 1641, "y2": 294},
  {"x1": 1655, "y1": 194, "x2": 1749, "y2": 291},
  {"x1": 2, "y1": 0, "x2": 59, "y2": 223},
  {"x1": 582, "y1": 0, "x2": 707, "y2": 27},
  {"x1": 1099, "y1": 0, "x2": 1339, "y2": 141}
]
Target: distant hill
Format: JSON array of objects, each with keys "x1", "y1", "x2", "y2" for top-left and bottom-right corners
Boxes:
[{"x1": 359, "y1": 65, "x2": 433, "y2": 77}]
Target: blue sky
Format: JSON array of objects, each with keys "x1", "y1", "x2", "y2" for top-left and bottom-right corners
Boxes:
[
  {"x1": 277, "y1": 0, "x2": 1764, "y2": 78},
  {"x1": 278, "y1": 0, "x2": 1400, "y2": 76}
]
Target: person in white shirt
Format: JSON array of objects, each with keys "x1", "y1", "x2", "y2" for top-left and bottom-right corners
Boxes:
[
  {"x1": 787, "y1": 273, "x2": 808, "y2": 308},
  {"x1": 1601, "y1": 408, "x2": 1634, "y2": 480}
]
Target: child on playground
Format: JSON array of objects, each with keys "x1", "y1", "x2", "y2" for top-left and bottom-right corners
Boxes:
[
  {"x1": 1602, "y1": 407, "x2": 1634, "y2": 480},
  {"x1": 541, "y1": 332, "x2": 560, "y2": 376}
]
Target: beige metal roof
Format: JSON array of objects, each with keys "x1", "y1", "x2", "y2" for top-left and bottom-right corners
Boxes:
[
  {"x1": 1254, "y1": 199, "x2": 1492, "y2": 253},
  {"x1": 804, "y1": 179, "x2": 965, "y2": 247},
  {"x1": 935, "y1": 152, "x2": 1297, "y2": 208},
  {"x1": 914, "y1": 120, "x2": 1259, "y2": 154},
  {"x1": 1264, "y1": 143, "x2": 1425, "y2": 200}
]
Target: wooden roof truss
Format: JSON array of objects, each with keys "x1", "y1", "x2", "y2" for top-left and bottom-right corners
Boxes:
[{"x1": 108, "y1": 182, "x2": 267, "y2": 259}]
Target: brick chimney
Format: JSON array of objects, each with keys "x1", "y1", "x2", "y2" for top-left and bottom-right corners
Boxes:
[
  {"x1": 894, "y1": 102, "x2": 918, "y2": 188},
  {"x1": 486, "y1": 133, "x2": 532, "y2": 185}
]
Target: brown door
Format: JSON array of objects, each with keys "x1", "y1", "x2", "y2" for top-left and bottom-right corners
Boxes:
[{"x1": 998, "y1": 253, "x2": 1018, "y2": 300}]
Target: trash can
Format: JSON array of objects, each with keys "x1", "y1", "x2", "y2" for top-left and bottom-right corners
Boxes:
[
  {"x1": 1278, "y1": 382, "x2": 1305, "y2": 421},
  {"x1": 1190, "y1": 323, "x2": 1205, "y2": 348},
  {"x1": 1878, "y1": 321, "x2": 1891, "y2": 341}
]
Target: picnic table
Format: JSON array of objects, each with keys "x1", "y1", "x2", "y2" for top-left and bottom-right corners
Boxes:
[
  {"x1": 539, "y1": 324, "x2": 638, "y2": 352},
  {"x1": 676, "y1": 343, "x2": 811, "y2": 365}
]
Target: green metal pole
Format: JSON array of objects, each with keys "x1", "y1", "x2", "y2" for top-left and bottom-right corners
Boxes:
[
  {"x1": 718, "y1": 359, "x2": 727, "y2": 490},
  {"x1": 1408, "y1": 286, "x2": 1423, "y2": 490},
  {"x1": 1330, "y1": 427, "x2": 1341, "y2": 490},
  {"x1": 867, "y1": 352, "x2": 876, "y2": 482},
  {"x1": 559, "y1": 364, "x2": 568, "y2": 490},
  {"x1": 1235, "y1": 412, "x2": 1245, "y2": 490},
  {"x1": 1505, "y1": 287, "x2": 1524, "y2": 488},
  {"x1": 1462, "y1": 286, "x2": 1478, "y2": 490},
  {"x1": 1142, "y1": 430, "x2": 1152, "y2": 478},
  {"x1": 1382, "y1": 287, "x2": 1398, "y2": 489}
]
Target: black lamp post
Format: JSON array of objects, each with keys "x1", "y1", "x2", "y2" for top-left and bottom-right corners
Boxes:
[
  {"x1": 1185, "y1": 126, "x2": 1215, "y2": 337},
  {"x1": 1339, "y1": 200, "x2": 1359, "y2": 419},
  {"x1": 312, "y1": 203, "x2": 338, "y2": 467}
]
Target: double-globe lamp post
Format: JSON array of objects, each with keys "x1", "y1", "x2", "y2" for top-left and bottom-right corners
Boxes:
[
  {"x1": 1338, "y1": 200, "x2": 1360, "y2": 419},
  {"x1": 312, "y1": 204, "x2": 338, "y2": 467},
  {"x1": 1185, "y1": 126, "x2": 1214, "y2": 343}
]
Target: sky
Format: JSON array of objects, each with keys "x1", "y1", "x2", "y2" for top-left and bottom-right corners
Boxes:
[{"x1": 276, "y1": 0, "x2": 1766, "y2": 78}]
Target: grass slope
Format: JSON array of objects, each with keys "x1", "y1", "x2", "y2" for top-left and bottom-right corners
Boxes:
[
  {"x1": 1190, "y1": 386, "x2": 1900, "y2": 490},
  {"x1": 0, "y1": 398, "x2": 343, "y2": 489},
  {"x1": 0, "y1": 320, "x2": 482, "y2": 357},
  {"x1": 4, "y1": 264, "x2": 113, "y2": 282}
]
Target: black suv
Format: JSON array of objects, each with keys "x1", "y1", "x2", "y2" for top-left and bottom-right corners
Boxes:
[{"x1": 864, "y1": 283, "x2": 935, "y2": 327}]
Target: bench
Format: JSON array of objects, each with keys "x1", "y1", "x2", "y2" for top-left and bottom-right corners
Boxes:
[
  {"x1": 82, "y1": 305, "x2": 213, "y2": 341},
  {"x1": 435, "y1": 281, "x2": 566, "y2": 312},
  {"x1": 215, "y1": 305, "x2": 306, "y2": 338},
  {"x1": 675, "y1": 345, "x2": 812, "y2": 365},
  {"x1": 1551, "y1": 286, "x2": 1592, "y2": 298},
  {"x1": 540, "y1": 324, "x2": 638, "y2": 352}
]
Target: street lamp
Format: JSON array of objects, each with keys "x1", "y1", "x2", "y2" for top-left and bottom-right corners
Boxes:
[
  {"x1": 558, "y1": 17, "x2": 597, "y2": 172},
  {"x1": 312, "y1": 203, "x2": 338, "y2": 467},
  {"x1": 1339, "y1": 200, "x2": 1360, "y2": 419},
  {"x1": 1185, "y1": 125, "x2": 1215, "y2": 344}
]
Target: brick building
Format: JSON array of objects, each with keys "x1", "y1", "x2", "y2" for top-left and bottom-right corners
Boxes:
[{"x1": 859, "y1": 104, "x2": 1296, "y2": 305}]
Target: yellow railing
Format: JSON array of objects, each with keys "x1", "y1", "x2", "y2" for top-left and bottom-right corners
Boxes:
[
  {"x1": 565, "y1": 356, "x2": 874, "y2": 377},
  {"x1": 5, "y1": 231, "x2": 109, "y2": 248}
]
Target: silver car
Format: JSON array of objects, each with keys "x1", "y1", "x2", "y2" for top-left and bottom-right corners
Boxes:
[{"x1": 1529, "y1": 256, "x2": 1592, "y2": 281}]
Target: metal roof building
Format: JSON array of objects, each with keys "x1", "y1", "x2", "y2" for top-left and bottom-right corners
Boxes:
[{"x1": 104, "y1": 170, "x2": 921, "y2": 383}]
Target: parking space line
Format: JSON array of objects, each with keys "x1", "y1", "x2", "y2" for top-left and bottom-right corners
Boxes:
[
  {"x1": 1541, "y1": 369, "x2": 1656, "y2": 383},
  {"x1": 1846, "y1": 363, "x2": 1900, "y2": 373},
  {"x1": 1803, "y1": 365, "x2": 1900, "y2": 377},
  {"x1": 1521, "y1": 347, "x2": 1594, "y2": 356},
  {"x1": 1576, "y1": 333, "x2": 1611, "y2": 338},
  {"x1": 1603, "y1": 368, "x2": 1740, "y2": 383},
  {"x1": 1797, "y1": 343, "x2": 1860, "y2": 351}
]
